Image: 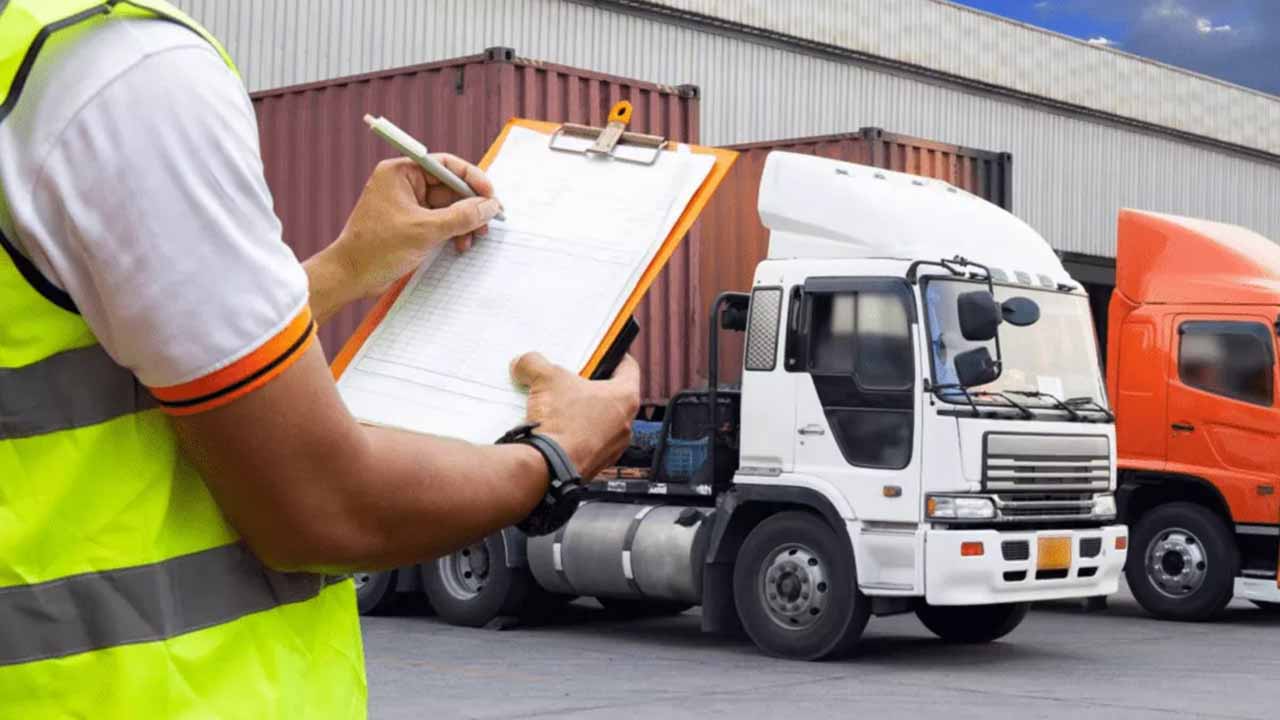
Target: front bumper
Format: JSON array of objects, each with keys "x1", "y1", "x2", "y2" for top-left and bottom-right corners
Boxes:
[{"x1": 925, "y1": 525, "x2": 1127, "y2": 605}]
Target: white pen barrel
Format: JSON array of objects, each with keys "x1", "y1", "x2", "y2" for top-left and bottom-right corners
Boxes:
[{"x1": 364, "y1": 115, "x2": 429, "y2": 160}]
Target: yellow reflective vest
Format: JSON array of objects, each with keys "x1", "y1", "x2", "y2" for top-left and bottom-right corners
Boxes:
[{"x1": 0, "y1": 2, "x2": 366, "y2": 717}]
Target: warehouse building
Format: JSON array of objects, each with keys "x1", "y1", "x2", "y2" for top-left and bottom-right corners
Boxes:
[{"x1": 177, "y1": 0, "x2": 1280, "y2": 361}]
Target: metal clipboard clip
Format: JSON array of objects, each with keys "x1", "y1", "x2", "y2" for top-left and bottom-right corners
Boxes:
[{"x1": 548, "y1": 101, "x2": 668, "y2": 165}]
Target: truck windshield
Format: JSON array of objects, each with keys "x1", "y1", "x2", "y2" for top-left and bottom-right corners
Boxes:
[{"x1": 923, "y1": 278, "x2": 1107, "y2": 411}]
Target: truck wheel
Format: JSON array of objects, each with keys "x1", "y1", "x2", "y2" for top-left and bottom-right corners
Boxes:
[
  {"x1": 916, "y1": 603, "x2": 1029, "y2": 643},
  {"x1": 422, "y1": 533, "x2": 567, "y2": 627},
  {"x1": 733, "y1": 511, "x2": 869, "y2": 660},
  {"x1": 597, "y1": 597, "x2": 693, "y2": 618},
  {"x1": 1125, "y1": 502, "x2": 1237, "y2": 621}
]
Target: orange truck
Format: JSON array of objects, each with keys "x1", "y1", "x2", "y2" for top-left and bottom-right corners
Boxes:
[{"x1": 1109, "y1": 209, "x2": 1280, "y2": 620}]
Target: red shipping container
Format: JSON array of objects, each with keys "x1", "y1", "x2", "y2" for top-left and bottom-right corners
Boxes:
[
  {"x1": 251, "y1": 47, "x2": 700, "y2": 401},
  {"x1": 692, "y1": 128, "x2": 1013, "y2": 387}
]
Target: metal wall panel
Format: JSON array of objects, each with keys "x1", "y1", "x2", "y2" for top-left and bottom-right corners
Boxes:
[
  {"x1": 252, "y1": 51, "x2": 700, "y2": 401},
  {"x1": 694, "y1": 128, "x2": 1012, "y2": 387},
  {"x1": 177, "y1": 0, "x2": 1280, "y2": 260},
  {"x1": 652, "y1": 0, "x2": 1280, "y2": 156}
]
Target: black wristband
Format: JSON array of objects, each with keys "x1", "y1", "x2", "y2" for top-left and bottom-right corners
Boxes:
[{"x1": 497, "y1": 422, "x2": 584, "y2": 536}]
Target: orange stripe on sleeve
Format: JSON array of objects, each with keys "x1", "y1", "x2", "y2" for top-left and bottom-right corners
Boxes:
[{"x1": 149, "y1": 306, "x2": 316, "y2": 415}]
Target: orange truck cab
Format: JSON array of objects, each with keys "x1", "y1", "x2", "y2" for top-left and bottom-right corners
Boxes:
[{"x1": 1108, "y1": 209, "x2": 1280, "y2": 620}]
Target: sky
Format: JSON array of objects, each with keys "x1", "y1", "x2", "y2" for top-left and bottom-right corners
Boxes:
[{"x1": 949, "y1": 0, "x2": 1280, "y2": 96}]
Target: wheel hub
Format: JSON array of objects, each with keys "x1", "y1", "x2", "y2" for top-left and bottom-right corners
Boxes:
[
  {"x1": 1145, "y1": 527, "x2": 1208, "y2": 598},
  {"x1": 759, "y1": 543, "x2": 829, "y2": 630},
  {"x1": 352, "y1": 572, "x2": 371, "y2": 591},
  {"x1": 439, "y1": 543, "x2": 490, "y2": 600}
]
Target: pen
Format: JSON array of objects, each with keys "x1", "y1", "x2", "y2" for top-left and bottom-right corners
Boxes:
[{"x1": 363, "y1": 114, "x2": 506, "y2": 222}]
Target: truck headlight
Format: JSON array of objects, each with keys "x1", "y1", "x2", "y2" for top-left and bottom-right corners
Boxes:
[
  {"x1": 927, "y1": 495, "x2": 996, "y2": 520},
  {"x1": 1092, "y1": 493, "x2": 1117, "y2": 519}
]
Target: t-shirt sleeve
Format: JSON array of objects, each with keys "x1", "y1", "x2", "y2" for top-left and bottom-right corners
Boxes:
[{"x1": 28, "y1": 42, "x2": 314, "y2": 414}]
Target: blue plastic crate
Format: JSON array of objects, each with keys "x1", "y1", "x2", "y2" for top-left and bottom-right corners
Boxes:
[
  {"x1": 664, "y1": 437, "x2": 709, "y2": 478},
  {"x1": 631, "y1": 420, "x2": 664, "y2": 450}
]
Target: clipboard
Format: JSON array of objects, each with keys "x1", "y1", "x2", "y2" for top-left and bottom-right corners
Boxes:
[{"x1": 331, "y1": 107, "x2": 737, "y2": 386}]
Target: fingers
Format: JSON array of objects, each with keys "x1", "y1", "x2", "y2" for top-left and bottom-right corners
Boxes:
[
  {"x1": 430, "y1": 153, "x2": 496, "y2": 198},
  {"x1": 379, "y1": 157, "x2": 431, "y2": 206},
  {"x1": 605, "y1": 354, "x2": 641, "y2": 390},
  {"x1": 423, "y1": 196, "x2": 502, "y2": 240},
  {"x1": 511, "y1": 352, "x2": 559, "y2": 388},
  {"x1": 606, "y1": 354, "x2": 641, "y2": 418}
]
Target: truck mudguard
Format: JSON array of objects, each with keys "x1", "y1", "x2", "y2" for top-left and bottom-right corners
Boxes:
[{"x1": 700, "y1": 485, "x2": 853, "y2": 634}]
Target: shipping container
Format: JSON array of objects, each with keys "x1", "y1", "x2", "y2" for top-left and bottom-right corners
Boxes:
[
  {"x1": 251, "y1": 47, "x2": 700, "y2": 401},
  {"x1": 691, "y1": 128, "x2": 1013, "y2": 387}
]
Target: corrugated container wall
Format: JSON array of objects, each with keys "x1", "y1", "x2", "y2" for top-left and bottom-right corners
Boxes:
[
  {"x1": 251, "y1": 48, "x2": 700, "y2": 402},
  {"x1": 693, "y1": 129, "x2": 1012, "y2": 386}
]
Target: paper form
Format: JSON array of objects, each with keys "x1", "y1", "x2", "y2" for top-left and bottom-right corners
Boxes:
[{"x1": 337, "y1": 125, "x2": 716, "y2": 443}]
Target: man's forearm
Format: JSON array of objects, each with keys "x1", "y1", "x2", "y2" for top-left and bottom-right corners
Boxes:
[
  {"x1": 173, "y1": 346, "x2": 550, "y2": 572},
  {"x1": 322, "y1": 428, "x2": 549, "y2": 570},
  {"x1": 303, "y1": 245, "x2": 364, "y2": 327},
  {"x1": 186, "y1": 421, "x2": 548, "y2": 573}
]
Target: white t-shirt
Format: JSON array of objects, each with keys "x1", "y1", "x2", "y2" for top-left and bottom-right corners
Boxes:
[{"x1": 0, "y1": 17, "x2": 311, "y2": 413}]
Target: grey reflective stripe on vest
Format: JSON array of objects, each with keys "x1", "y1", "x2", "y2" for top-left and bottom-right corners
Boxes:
[
  {"x1": 0, "y1": 543, "x2": 345, "y2": 666},
  {"x1": 0, "y1": 343, "x2": 154, "y2": 440}
]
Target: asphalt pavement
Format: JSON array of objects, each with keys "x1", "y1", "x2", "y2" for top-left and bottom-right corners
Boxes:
[{"x1": 362, "y1": 582, "x2": 1278, "y2": 720}]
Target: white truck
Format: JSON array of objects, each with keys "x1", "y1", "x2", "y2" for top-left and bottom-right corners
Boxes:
[{"x1": 382, "y1": 151, "x2": 1130, "y2": 659}]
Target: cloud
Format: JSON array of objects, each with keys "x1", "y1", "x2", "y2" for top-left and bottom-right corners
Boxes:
[
  {"x1": 1193, "y1": 17, "x2": 1232, "y2": 34},
  {"x1": 1086, "y1": 36, "x2": 1117, "y2": 46},
  {"x1": 1052, "y1": 1, "x2": 1280, "y2": 95}
]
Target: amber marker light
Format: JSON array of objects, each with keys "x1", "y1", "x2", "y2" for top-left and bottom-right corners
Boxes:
[{"x1": 961, "y1": 542, "x2": 985, "y2": 557}]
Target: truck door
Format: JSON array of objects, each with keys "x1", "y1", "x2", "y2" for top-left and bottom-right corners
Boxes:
[
  {"x1": 1166, "y1": 315, "x2": 1280, "y2": 526},
  {"x1": 787, "y1": 278, "x2": 921, "y2": 523}
]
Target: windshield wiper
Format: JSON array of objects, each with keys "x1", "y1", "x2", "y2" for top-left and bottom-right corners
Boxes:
[
  {"x1": 928, "y1": 381, "x2": 981, "y2": 417},
  {"x1": 970, "y1": 390, "x2": 1034, "y2": 420},
  {"x1": 1005, "y1": 390, "x2": 1082, "y2": 421},
  {"x1": 1066, "y1": 396, "x2": 1116, "y2": 422},
  {"x1": 929, "y1": 383, "x2": 1034, "y2": 420}
]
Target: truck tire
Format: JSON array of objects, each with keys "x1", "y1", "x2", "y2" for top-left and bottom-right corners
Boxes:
[
  {"x1": 1125, "y1": 502, "x2": 1237, "y2": 621},
  {"x1": 422, "y1": 532, "x2": 566, "y2": 627},
  {"x1": 733, "y1": 511, "x2": 870, "y2": 660},
  {"x1": 916, "y1": 603, "x2": 1029, "y2": 643},
  {"x1": 354, "y1": 569, "x2": 402, "y2": 616},
  {"x1": 597, "y1": 597, "x2": 693, "y2": 618}
]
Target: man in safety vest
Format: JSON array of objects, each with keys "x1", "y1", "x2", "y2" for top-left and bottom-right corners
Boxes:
[{"x1": 0, "y1": 2, "x2": 637, "y2": 717}]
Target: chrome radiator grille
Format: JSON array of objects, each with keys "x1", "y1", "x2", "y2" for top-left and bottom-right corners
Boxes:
[
  {"x1": 994, "y1": 492, "x2": 1095, "y2": 521},
  {"x1": 983, "y1": 434, "x2": 1111, "y2": 494}
]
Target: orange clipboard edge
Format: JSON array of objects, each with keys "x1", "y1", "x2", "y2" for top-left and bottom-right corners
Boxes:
[{"x1": 330, "y1": 117, "x2": 738, "y2": 382}]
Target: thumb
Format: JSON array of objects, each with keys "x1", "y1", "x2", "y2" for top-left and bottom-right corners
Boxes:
[
  {"x1": 425, "y1": 196, "x2": 501, "y2": 239},
  {"x1": 510, "y1": 352, "x2": 557, "y2": 388}
]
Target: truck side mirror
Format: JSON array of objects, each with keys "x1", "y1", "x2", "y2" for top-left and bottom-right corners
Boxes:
[
  {"x1": 1001, "y1": 296, "x2": 1041, "y2": 327},
  {"x1": 957, "y1": 291, "x2": 1000, "y2": 341},
  {"x1": 720, "y1": 303, "x2": 749, "y2": 331},
  {"x1": 955, "y1": 346, "x2": 1000, "y2": 387}
]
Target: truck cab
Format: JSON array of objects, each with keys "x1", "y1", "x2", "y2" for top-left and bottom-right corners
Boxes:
[
  {"x1": 1109, "y1": 210, "x2": 1280, "y2": 619},
  {"x1": 418, "y1": 152, "x2": 1128, "y2": 659}
]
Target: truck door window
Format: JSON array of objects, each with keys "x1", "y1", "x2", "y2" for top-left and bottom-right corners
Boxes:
[
  {"x1": 791, "y1": 280, "x2": 916, "y2": 469},
  {"x1": 1178, "y1": 321, "x2": 1274, "y2": 406}
]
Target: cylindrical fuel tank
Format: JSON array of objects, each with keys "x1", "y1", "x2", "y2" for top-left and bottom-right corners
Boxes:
[{"x1": 527, "y1": 502, "x2": 713, "y2": 605}]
